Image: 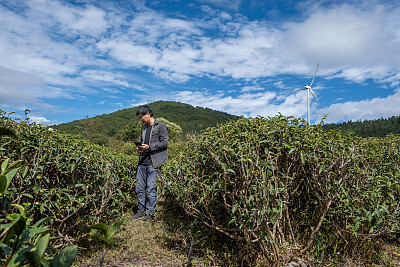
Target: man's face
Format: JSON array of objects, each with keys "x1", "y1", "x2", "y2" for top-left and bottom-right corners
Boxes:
[{"x1": 138, "y1": 112, "x2": 151, "y2": 125}]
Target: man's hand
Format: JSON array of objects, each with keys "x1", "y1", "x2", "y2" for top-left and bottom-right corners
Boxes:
[{"x1": 137, "y1": 144, "x2": 149, "y2": 154}]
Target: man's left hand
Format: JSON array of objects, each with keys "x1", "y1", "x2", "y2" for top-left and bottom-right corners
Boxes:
[{"x1": 137, "y1": 144, "x2": 149, "y2": 153}]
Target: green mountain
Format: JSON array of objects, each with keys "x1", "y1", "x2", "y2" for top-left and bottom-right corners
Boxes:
[
  {"x1": 52, "y1": 101, "x2": 239, "y2": 136},
  {"x1": 322, "y1": 115, "x2": 400, "y2": 137}
]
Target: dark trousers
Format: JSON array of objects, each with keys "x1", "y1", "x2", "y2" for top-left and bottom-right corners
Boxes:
[{"x1": 135, "y1": 164, "x2": 158, "y2": 215}]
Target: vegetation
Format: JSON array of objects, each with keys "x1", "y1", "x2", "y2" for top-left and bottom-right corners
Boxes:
[
  {"x1": 323, "y1": 115, "x2": 400, "y2": 137},
  {"x1": 2, "y1": 108, "x2": 400, "y2": 266},
  {"x1": 0, "y1": 110, "x2": 137, "y2": 247},
  {"x1": 160, "y1": 115, "x2": 400, "y2": 265},
  {"x1": 115, "y1": 116, "x2": 183, "y2": 144},
  {"x1": 89, "y1": 221, "x2": 123, "y2": 267},
  {"x1": 52, "y1": 100, "x2": 238, "y2": 137},
  {"x1": 1, "y1": 131, "x2": 78, "y2": 267},
  {"x1": 75, "y1": 200, "x2": 191, "y2": 266}
]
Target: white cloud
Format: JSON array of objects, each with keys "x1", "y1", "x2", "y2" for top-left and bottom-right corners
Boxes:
[
  {"x1": 1, "y1": 0, "x2": 400, "y2": 123},
  {"x1": 171, "y1": 90, "x2": 299, "y2": 118},
  {"x1": 25, "y1": 0, "x2": 109, "y2": 37},
  {"x1": 91, "y1": 2, "x2": 400, "y2": 87},
  {"x1": 29, "y1": 116, "x2": 53, "y2": 125},
  {"x1": 318, "y1": 90, "x2": 400, "y2": 123},
  {"x1": 240, "y1": 85, "x2": 264, "y2": 92},
  {"x1": 81, "y1": 70, "x2": 129, "y2": 87},
  {"x1": 284, "y1": 4, "x2": 400, "y2": 81},
  {"x1": 382, "y1": 73, "x2": 400, "y2": 87},
  {"x1": 199, "y1": 0, "x2": 242, "y2": 11}
]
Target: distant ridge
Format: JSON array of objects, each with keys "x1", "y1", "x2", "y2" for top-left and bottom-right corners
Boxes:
[
  {"x1": 52, "y1": 101, "x2": 239, "y2": 136},
  {"x1": 322, "y1": 115, "x2": 400, "y2": 137}
]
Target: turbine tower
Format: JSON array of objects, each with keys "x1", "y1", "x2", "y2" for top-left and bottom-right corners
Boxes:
[{"x1": 290, "y1": 63, "x2": 321, "y2": 124}]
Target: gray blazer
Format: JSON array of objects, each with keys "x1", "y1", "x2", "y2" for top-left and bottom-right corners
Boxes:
[{"x1": 140, "y1": 119, "x2": 168, "y2": 167}]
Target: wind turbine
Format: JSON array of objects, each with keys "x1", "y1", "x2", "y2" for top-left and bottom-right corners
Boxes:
[{"x1": 290, "y1": 63, "x2": 321, "y2": 124}]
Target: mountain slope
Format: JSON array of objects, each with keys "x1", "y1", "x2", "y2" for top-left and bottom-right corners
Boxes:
[{"x1": 52, "y1": 101, "x2": 239, "y2": 136}]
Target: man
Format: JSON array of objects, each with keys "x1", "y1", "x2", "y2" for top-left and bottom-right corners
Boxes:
[{"x1": 132, "y1": 105, "x2": 168, "y2": 221}]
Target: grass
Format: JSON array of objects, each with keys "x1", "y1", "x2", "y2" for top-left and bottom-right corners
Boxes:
[{"x1": 73, "y1": 198, "x2": 209, "y2": 267}]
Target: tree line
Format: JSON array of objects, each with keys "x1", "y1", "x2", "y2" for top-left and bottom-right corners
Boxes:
[{"x1": 322, "y1": 115, "x2": 400, "y2": 137}]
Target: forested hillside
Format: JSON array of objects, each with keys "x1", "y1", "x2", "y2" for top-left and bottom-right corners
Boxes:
[
  {"x1": 52, "y1": 101, "x2": 238, "y2": 136},
  {"x1": 53, "y1": 103, "x2": 399, "y2": 140},
  {"x1": 323, "y1": 115, "x2": 400, "y2": 137}
]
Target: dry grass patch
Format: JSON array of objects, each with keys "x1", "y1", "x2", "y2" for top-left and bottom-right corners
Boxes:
[{"x1": 73, "y1": 198, "x2": 209, "y2": 267}]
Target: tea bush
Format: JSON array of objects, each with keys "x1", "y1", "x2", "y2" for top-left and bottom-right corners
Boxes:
[
  {"x1": 160, "y1": 115, "x2": 400, "y2": 265},
  {"x1": 0, "y1": 111, "x2": 137, "y2": 246},
  {"x1": 1, "y1": 158, "x2": 78, "y2": 267}
]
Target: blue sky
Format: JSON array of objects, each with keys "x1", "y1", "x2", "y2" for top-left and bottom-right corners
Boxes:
[{"x1": 1, "y1": 0, "x2": 400, "y2": 125}]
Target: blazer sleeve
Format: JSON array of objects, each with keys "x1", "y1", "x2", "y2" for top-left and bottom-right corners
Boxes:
[{"x1": 149, "y1": 121, "x2": 168, "y2": 153}]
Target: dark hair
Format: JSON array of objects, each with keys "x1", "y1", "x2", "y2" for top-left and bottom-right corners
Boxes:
[{"x1": 136, "y1": 105, "x2": 154, "y2": 117}]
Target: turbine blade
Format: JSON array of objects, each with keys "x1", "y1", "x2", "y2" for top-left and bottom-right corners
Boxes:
[
  {"x1": 309, "y1": 62, "x2": 319, "y2": 87},
  {"x1": 289, "y1": 87, "x2": 307, "y2": 94},
  {"x1": 310, "y1": 88, "x2": 321, "y2": 108}
]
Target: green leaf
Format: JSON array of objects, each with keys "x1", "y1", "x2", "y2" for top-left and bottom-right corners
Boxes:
[
  {"x1": 4, "y1": 213, "x2": 26, "y2": 237},
  {"x1": 0, "y1": 168, "x2": 20, "y2": 194},
  {"x1": 33, "y1": 216, "x2": 54, "y2": 228},
  {"x1": 69, "y1": 162, "x2": 75, "y2": 173},
  {"x1": 0, "y1": 243, "x2": 12, "y2": 256},
  {"x1": 107, "y1": 237, "x2": 120, "y2": 247},
  {"x1": 36, "y1": 234, "x2": 50, "y2": 258},
  {"x1": 232, "y1": 203, "x2": 238, "y2": 214},
  {"x1": 6, "y1": 167, "x2": 20, "y2": 180},
  {"x1": 89, "y1": 233, "x2": 108, "y2": 243},
  {"x1": 300, "y1": 152, "x2": 306, "y2": 164},
  {"x1": 19, "y1": 227, "x2": 53, "y2": 245},
  {"x1": 1, "y1": 158, "x2": 9, "y2": 173},
  {"x1": 23, "y1": 248, "x2": 42, "y2": 267},
  {"x1": 0, "y1": 175, "x2": 7, "y2": 194},
  {"x1": 12, "y1": 203, "x2": 26, "y2": 217},
  {"x1": 226, "y1": 168, "x2": 235, "y2": 174},
  {"x1": 108, "y1": 221, "x2": 123, "y2": 239},
  {"x1": 23, "y1": 193, "x2": 34, "y2": 199},
  {"x1": 7, "y1": 160, "x2": 23, "y2": 170},
  {"x1": 50, "y1": 245, "x2": 78, "y2": 267},
  {"x1": 22, "y1": 166, "x2": 29, "y2": 178},
  {"x1": 90, "y1": 223, "x2": 108, "y2": 236}
]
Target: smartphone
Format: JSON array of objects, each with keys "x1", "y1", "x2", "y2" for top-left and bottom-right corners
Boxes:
[{"x1": 134, "y1": 141, "x2": 143, "y2": 146}]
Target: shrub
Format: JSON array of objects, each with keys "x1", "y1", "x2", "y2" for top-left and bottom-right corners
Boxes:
[
  {"x1": 1, "y1": 152, "x2": 78, "y2": 266},
  {"x1": 160, "y1": 115, "x2": 400, "y2": 265},
  {"x1": 0, "y1": 110, "x2": 137, "y2": 247}
]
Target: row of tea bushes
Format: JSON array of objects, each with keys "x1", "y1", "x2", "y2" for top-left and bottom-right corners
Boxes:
[
  {"x1": 160, "y1": 115, "x2": 400, "y2": 265},
  {"x1": 1, "y1": 110, "x2": 137, "y2": 246}
]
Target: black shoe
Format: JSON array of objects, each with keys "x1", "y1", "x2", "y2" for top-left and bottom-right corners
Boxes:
[
  {"x1": 139, "y1": 214, "x2": 154, "y2": 221},
  {"x1": 132, "y1": 210, "x2": 145, "y2": 219}
]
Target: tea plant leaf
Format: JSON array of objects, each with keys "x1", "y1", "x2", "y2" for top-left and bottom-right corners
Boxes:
[
  {"x1": 108, "y1": 221, "x2": 123, "y2": 239},
  {"x1": 0, "y1": 175, "x2": 7, "y2": 194},
  {"x1": 107, "y1": 237, "x2": 120, "y2": 247},
  {"x1": 33, "y1": 216, "x2": 54, "y2": 228},
  {"x1": 36, "y1": 234, "x2": 50, "y2": 258},
  {"x1": 89, "y1": 233, "x2": 108, "y2": 243},
  {"x1": 300, "y1": 152, "x2": 306, "y2": 164},
  {"x1": 90, "y1": 223, "x2": 108, "y2": 236},
  {"x1": 23, "y1": 249, "x2": 42, "y2": 267},
  {"x1": 1, "y1": 158, "x2": 9, "y2": 173},
  {"x1": 0, "y1": 167, "x2": 20, "y2": 194},
  {"x1": 50, "y1": 245, "x2": 78, "y2": 267}
]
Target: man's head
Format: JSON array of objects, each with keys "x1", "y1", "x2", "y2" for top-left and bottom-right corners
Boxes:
[{"x1": 136, "y1": 105, "x2": 154, "y2": 125}]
